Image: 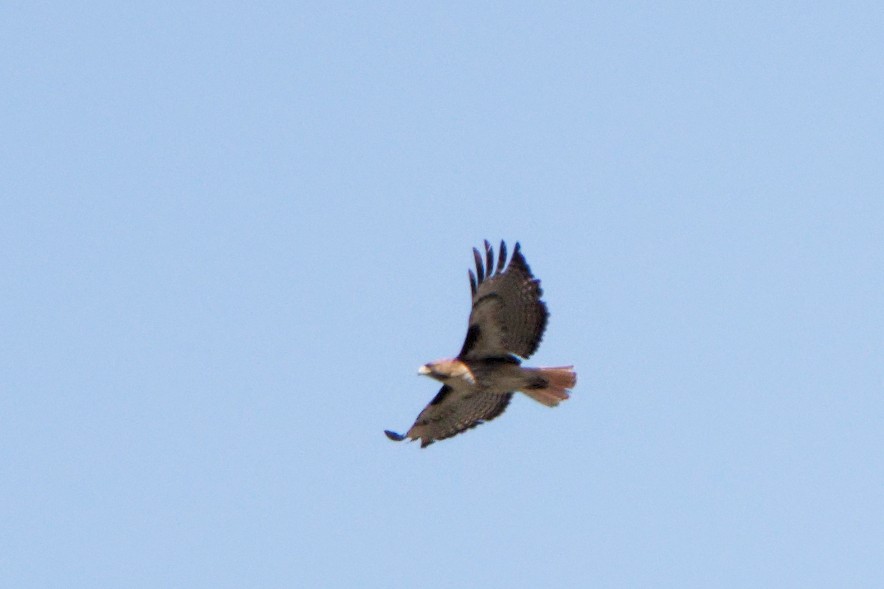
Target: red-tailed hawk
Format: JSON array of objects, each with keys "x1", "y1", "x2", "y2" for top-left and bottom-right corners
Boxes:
[{"x1": 385, "y1": 240, "x2": 576, "y2": 448}]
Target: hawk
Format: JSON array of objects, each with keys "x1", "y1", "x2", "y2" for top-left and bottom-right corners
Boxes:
[{"x1": 385, "y1": 240, "x2": 576, "y2": 448}]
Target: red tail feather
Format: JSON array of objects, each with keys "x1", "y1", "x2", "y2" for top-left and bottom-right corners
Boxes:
[{"x1": 521, "y1": 366, "x2": 577, "y2": 407}]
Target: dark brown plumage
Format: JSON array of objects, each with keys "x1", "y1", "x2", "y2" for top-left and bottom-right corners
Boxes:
[
  {"x1": 461, "y1": 241, "x2": 548, "y2": 360},
  {"x1": 385, "y1": 241, "x2": 576, "y2": 448}
]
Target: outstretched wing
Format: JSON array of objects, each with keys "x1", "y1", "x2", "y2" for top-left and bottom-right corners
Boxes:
[
  {"x1": 384, "y1": 386, "x2": 512, "y2": 448},
  {"x1": 458, "y1": 240, "x2": 548, "y2": 361}
]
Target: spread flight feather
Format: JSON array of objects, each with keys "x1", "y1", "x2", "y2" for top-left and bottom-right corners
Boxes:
[{"x1": 385, "y1": 240, "x2": 576, "y2": 448}]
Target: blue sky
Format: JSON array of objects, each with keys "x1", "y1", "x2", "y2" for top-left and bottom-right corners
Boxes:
[{"x1": 3, "y1": 2, "x2": 883, "y2": 587}]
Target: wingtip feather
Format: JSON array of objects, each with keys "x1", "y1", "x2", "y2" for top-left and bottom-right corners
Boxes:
[
  {"x1": 472, "y1": 248, "x2": 485, "y2": 283},
  {"x1": 497, "y1": 240, "x2": 507, "y2": 272},
  {"x1": 484, "y1": 240, "x2": 493, "y2": 276},
  {"x1": 384, "y1": 430, "x2": 406, "y2": 442}
]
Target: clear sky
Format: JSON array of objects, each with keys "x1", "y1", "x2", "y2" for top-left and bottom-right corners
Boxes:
[{"x1": 3, "y1": 3, "x2": 883, "y2": 587}]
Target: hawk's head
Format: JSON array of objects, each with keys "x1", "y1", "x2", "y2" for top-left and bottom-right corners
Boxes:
[{"x1": 418, "y1": 359, "x2": 474, "y2": 383}]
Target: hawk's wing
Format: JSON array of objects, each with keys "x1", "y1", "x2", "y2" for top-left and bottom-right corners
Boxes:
[
  {"x1": 384, "y1": 385, "x2": 512, "y2": 448},
  {"x1": 458, "y1": 241, "x2": 548, "y2": 361}
]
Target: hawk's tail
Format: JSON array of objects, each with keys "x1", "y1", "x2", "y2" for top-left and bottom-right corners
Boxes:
[{"x1": 521, "y1": 366, "x2": 577, "y2": 407}]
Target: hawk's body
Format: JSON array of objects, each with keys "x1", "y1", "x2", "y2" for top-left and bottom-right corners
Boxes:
[{"x1": 385, "y1": 241, "x2": 576, "y2": 448}]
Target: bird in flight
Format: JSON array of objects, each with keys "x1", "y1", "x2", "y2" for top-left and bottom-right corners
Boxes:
[{"x1": 385, "y1": 240, "x2": 576, "y2": 448}]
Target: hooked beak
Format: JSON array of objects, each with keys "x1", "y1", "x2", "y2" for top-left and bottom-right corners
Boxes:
[{"x1": 418, "y1": 365, "x2": 431, "y2": 375}]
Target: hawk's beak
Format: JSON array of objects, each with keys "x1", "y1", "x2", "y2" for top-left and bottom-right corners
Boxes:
[{"x1": 418, "y1": 365, "x2": 431, "y2": 375}]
